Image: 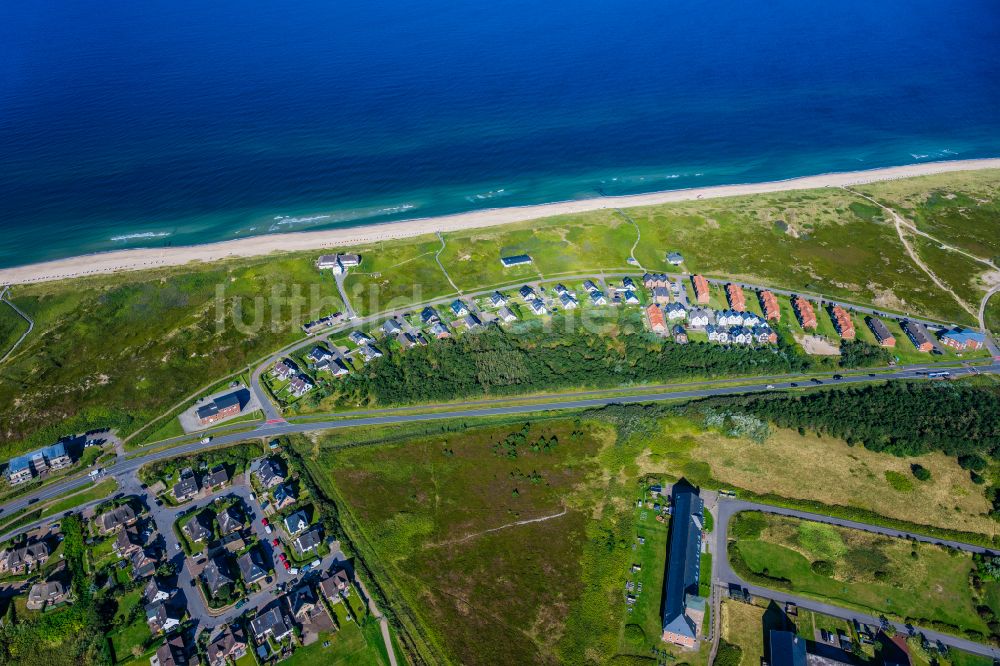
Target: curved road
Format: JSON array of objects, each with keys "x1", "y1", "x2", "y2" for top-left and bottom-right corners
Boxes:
[{"x1": 712, "y1": 498, "x2": 1000, "y2": 658}]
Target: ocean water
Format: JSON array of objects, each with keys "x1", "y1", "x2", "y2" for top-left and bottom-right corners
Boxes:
[{"x1": 0, "y1": 0, "x2": 998, "y2": 268}]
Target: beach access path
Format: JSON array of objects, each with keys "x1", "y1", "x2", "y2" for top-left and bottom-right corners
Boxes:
[{"x1": 2, "y1": 159, "x2": 999, "y2": 286}]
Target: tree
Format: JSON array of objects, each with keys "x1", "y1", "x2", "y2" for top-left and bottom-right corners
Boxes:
[{"x1": 911, "y1": 464, "x2": 931, "y2": 481}]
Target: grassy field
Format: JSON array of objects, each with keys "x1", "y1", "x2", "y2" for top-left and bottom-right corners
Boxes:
[
  {"x1": 282, "y1": 614, "x2": 389, "y2": 666},
  {"x1": 636, "y1": 417, "x2": 998, "y2": 537},
  {"x1": 617, "y1": 499, "x2": 670, "y2": 657},
  {"x1": 0, "y1": 301, "x2": 29, "y2": 359},
  {"x1": 4, "y1": 170, "x2": 999, "y2": 458},
  {"x1": 40, "y1": 478, "x2": 118, "y2": 518},
  {"x1": 729, "y1": 512, "x2": 992, "y2": 634},
  {"x1": 308, "y1": 419, "x2": 614, "y2": 665},
  {"x1": 0, "y1": 253, "x2": 343, "y2": 458}
]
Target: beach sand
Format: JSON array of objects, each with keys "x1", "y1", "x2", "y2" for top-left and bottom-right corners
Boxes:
[{"x1": 3, "y1": 158, "x2": 999, "y2": 285}]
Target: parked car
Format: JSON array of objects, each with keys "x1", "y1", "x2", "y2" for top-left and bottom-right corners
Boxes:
[
  {"x1": 278, "y1": 553, "x2": 287, "y2": 562},
  {"x1": 272, "y1": 538, "x2": 280, "y2": 547},
  {"x1": 283, "y1": 561, "x2": 291, "y2": 571},
  {"x1": 261, "y1": 518, "x2": 269, "y2": 526},
  {"x1": 264, "y1": 525, "x2": 273, "y2": 535}
]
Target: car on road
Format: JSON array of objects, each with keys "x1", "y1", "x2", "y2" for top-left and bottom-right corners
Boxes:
[
  {"x1": 174, "y1": 543, "x2": 181, "y2": 551},
  {"x1": 235, "y1": 599, "x2": 247, "y2": 609},
  {"x1": 282, "y1": 561, "x2": 291, "y2": 571},
  {"x1": 789, "y1": 382, "x2": 798, "y2": 387},
  {"x1": 832, "y1": 374, "x2": 843, "y2": 380},
  {"x1": 765, "y1": 384, "x2": 775, "y2": 389},
  {"x1": 200, "y1": 436, "x2": 212, "y2": 444},
  {"x1": 261, "y1": 518, "x2": 269, "y2": 526},
  {"x1": 190, "y1": 578, "x2": 196, "y2": 587},
  {"x1": 272, "y1": 538, "x2": 280, "y2": 547},
  {"x1": 264, "y1": 525, "x2": 273, "y2": 535},
  {"x1": 249, "y1": 492, "x2": 256, "y2": 502},
  {"x1": 27, "y1": 498, "x2": 38, "y2": 505},
  {"x1": 811, "y1": 378, "x2": 823, "y2": 384},
  {"x1": 278, "y1": 553, "x2": 287, "y2": 562}
]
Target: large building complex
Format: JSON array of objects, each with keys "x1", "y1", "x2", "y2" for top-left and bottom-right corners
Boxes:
[
  {"x1": 661, "y1": 484, "x2": 706, "y2": 648},
  {"x1": 6, "y1": 442, "x2": 72, "y2": 485}
]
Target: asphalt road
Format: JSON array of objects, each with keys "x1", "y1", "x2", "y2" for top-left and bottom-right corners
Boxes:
[
  {"x1": 712, "y1": 497, "x2": 1000, "y2": 658},
  {"x1": 3, "y1": 360, "x2": 998, "y2": 536}
]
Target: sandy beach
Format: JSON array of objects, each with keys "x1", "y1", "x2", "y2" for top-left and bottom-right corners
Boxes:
[{"x1": 2, "y1": 158, "x2": 999, "y2": 286}]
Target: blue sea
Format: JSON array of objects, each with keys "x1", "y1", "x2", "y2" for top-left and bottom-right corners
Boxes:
[{"x1": 1, "y1": 0, "x2": 998, "y2": 268}]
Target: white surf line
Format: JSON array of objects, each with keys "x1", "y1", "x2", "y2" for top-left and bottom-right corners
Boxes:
[
  {"x1": 429, "y1": 507, "x2": 569, "y2": 548},
  {"x1": 0, "y1": 285, "x2": 35, "y2": 364},
  {"x1": 5, "y1": 158, "x2": 1000, "y2": 286}
]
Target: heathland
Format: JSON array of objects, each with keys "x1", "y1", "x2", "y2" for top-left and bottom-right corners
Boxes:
[
  {"x1": 291, "y1": 381, "x2": 1000, "y2": 664},
  {"x1": 2, "y1": 169, "x2": 999, "y2": 457}
]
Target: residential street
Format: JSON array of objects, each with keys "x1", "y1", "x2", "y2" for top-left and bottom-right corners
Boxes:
[{"x1": 710, "y1": 497, "x2": 1000, "y2": 658}]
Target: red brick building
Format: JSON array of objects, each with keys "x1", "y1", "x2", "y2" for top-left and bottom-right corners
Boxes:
[
  {"x1": 725, "y1": 284, "x2": 746, "y2": 312},
  {"x1": 759, "y1": 290, "x2": 781, "y2": 321},
  {"x1": 792, "y1": 296, "x2": 817, "y2": 329},
  {"x1": 830, "y1": 306, "x2": 855, "y2": 340},
  {"x1": 692, "y1": 275, "x2": 710, "y2": 305}
]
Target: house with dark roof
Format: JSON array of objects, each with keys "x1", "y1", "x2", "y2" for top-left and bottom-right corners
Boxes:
[
  {"x1": 130, "y1": 548, "x2": 158, "y2": 578},
  {"x1": 172, "y1": 468, "x2": 200, "y2": 502},
  {"x1": 430, "y1": 322, "x2": 451, "y2": 339},
  {"x1": 420, "y1": 306, "x2": 440, "y2": 325},
  {"x1": 661, "y1": 483, "x2": 705, "y2": 648},
  {"x1": 866, "y1": 316, "x2": 896, "y2": 347},
  {"x1": 114, "y1": 525, "x2": 144, "y2": 558},
  {"x1": 205, "y1": 464, "x2": 229, "y2": 490},
  {"x1": 320, "y1": 569, "x2": 352, "y2": 603},
  {"x1": 202, "y1": 558, "x2": 234, "y2": 597},
  {"x1": 293, "y1": 525, "x2": 324, "y2": 556},
  {"x1": 288, "y1": 584, "x2": 318, "y2": 621},
  {"x1": 237, "y1": 548, "x2": 267, "y2": 585},
  {"x1": 26, "y1": 580, "x2": 66, "y2": 610},
  {"x1": 288, "y1": 375, "x2": 314, "y2": 397},
  {"x1": 358, "y1": 345, "x2": 383, "y2": 363},
  {"x1": 249, "y1": 604, "x2": 293, "y2": 643},
  {"x1": 256, "y1": 458, "x2": 286, "y2": 489},
  {"x1": 182, "y1": 511, "x2": 214, "y2": 543},
  {"x1": 769, "y1": 630, "x2": 807, "y2": 666},
  {"x1": 382, "y1": 318, "x2": 403, "y2": 336},
  {"x1": 667, "y1": 251, "x2": 684, "y2": 265},
  {"x1": 145, "y1": 600, "x2": 181, "y2": 634},
  {"x1": 306, "y1": 346, "x2": 333, "y2": 365},
  {"x1": 271, "y1": 359, "x2": 298, "y2": 381},
  {"x1": 450, "y1": 299, "x2": 469, "y2": 317},
  {"x1": 901, "y1": 320, "x2": 934, "y2": 352},
  {"x1": 272, "y1": 482, "x2": 297, "y2": 510},
  {"x1": 518, "y1": 285, "x2": 535, "y2": 301},
  {"x1": 196, "y1": 391, "x2": 242, "y2": 426},
  {"x1": 207, "y1": 625, "x2": 247, "y2": 666},
  {"x1": 144, "y1": 577, "x2": 173, "y2": 604},
  {"x1": 2, "y1": 541, "x2": 49, "y2": 574},
  {"x1": 497, "y1": 307, "x2": 518, "y2": 323},
  {"x1": 672, "y1": 325, "x2": 689, "y2": 344},
  {"x1": 97, "y1": 504, "x2": 138, "y2": 535},
  {"x1": 217, "y1": 505, "x2": 244, "y2": 536},
  {"x1": 490, "y1": 291, "x2": 507, "y2": 307},
  {"x1": 283, "y1": 509, "x2": 309, "y2": 535},
  {"x1": 150, "y1": 635, "x2": 188, "y2": 666}
]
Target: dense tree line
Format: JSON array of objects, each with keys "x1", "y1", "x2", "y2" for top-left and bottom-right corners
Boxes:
[
  {"x1": 698, "y1": 382, "x2": 1000, "y2": 459},
  {"x1": 838, "y1": 340, "x2": 893, "y2": 368},
  {"x1": 336, "y1": 320, "x2": 810, "y2": 406}
]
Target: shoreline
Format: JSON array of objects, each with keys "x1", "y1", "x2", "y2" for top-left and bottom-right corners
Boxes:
[{"x1": 3, "y1": 157, "x2": 999, "y2": 286}]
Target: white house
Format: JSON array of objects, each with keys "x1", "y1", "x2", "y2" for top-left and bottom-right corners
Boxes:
[
  {"x1": 589, "y1": 290, "x2": 607, "y2": 306},
  {"x1": 665, "y1": 303, "x2": 687, "y2": 321},
  {"x1": 529, "y1": 299, "x2": 548, "y2": 316},
  {"x1": 497, "y1": 307, "x2": 518, "y2": 323},
  {"x1": 688, "y1": 308, "x2": 711, "y2": 327},
  {"x1": 559, "y1": 293, "x2": 578, "y2": 309}
]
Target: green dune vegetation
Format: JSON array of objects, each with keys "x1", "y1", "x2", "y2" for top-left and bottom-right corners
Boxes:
[
  {"x1": 727, "y1": 512, "x2": 1000, "y2": 643},
  {"x1": 1, "y1": 170, "x2": 998, "y2": 457}
]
